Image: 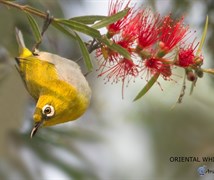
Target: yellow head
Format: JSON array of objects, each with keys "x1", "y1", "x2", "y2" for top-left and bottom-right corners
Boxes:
[
  {"x1": 15, "y1": 29, "x2": 91, "y2": 137},
  {"x1": 33, "y1": 79, "x2": 91, "y2": 127}
]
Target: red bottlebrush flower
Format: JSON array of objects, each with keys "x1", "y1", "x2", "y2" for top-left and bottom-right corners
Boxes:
[
  {"x1": 159, "y1": 15, "x2": 189, "y2": 52},
  {"x1": 98, "y1": 58, "x2": 139, "y2": 98},
  {"x1": 96, "y1": 45, "x2": 119, "y2": 72},
  {"x1": 96, "y1": 36, "x2": 134, "y2": 72},
  {"x1": 177, "y1": 41, "x2": 199, "y2": 67},
  {"x1": 137, "y1": 10, "x2": 160, "y2": 49},
  {"x1": 107, "y1": 0, "x2": 132, "y2": 36},
  {"x1": 143, "y1": 57, "x2": 162, "y2": 76},
  {"x1": 141, "y1": 57, "x2": 172, "y2": 80},
  {"x1": 117, "y1": 35, "x2": 135, "y2": 52},
  {"x1": 159, "y1": 62, "x2": 172, "y2": 80},
  {"x1": 121, "y1": 10, "x2": 142, "y2": 41}
]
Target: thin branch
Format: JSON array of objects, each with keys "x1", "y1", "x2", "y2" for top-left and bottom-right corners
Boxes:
[
  {"x1": 87, "y1": 39, "x2": 101, "y2": 53},
  {"x1": 202, "y1": 68, "x2": 214, "y2": 75},
  {"x1": 0, "y1": 0, "x2": 47, "y2": 19}
]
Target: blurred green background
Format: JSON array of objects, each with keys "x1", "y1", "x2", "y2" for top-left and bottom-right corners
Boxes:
[{"x1": 0, "y1": 0, "x2": 214, "y2": 179}]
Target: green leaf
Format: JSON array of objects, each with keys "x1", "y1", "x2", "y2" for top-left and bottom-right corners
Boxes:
[
  {"x1": 24, "y1": 12, "x2": 41, "y2": 43},
  {"x1": 70, "y1": 15, "x2": 106, "y2": 24},
  {"x1": 74, "y1": 32, "x2": 93, "y2": 72},
  {"x1": 191, "y1": 16, "x2": 208, "y2": 95},
  {"x1": 56, "y1": 19, "x2": 101, "y2": 38},
  {"x1": 133, "y1": 73, "x2": 160, "y2": 101},
  {"x1": 189, "y1": 78, "x2": 197, "y2": 95},
  {"x1": 55, "y1": 19, "x2": 131, "y2": 60},
  {"x1": 100, "y1": 36, "x2": 131, "y2": 59},
  {"x1": 92, "y1": 8, "x2": 130, "y2": 29},
  {"x1": 196, "y1": 15, "x2": 208, "y2": 56},
  {"x1": 52, "y1": 21, "x2": 76, "y2": 40}
]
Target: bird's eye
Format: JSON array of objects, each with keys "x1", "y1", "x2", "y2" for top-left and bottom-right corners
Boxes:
[{"x1": 42, "y1": 104, "x2": 55, "y2": 117}]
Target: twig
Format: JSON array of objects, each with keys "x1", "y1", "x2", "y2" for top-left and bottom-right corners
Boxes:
[
  {"x1": 0, "y1": 0, "x2": 48, "y2": 19},
  {"x1": 87, "y1": 39, "x2": 101, "y2": 53}
]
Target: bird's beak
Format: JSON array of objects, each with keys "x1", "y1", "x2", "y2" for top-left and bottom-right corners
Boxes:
[{"x1": 30, "y1": 121, "x2": 43, "y2": 138}]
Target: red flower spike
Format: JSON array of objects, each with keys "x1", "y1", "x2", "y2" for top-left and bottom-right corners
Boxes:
[
  {"x1": 177, "y1": 41, "x2": 199, "y2": 67},
  {"x1": 143, "y1": 57, "x2": 162, "y2": 76},
  {"x1": 121, "y1": 10, "x2": 142, "y2": 42},
  {"x1": 117, "y1": 36, "x2": 135, "y2": 53},
  {"x1": 159, "y1": 15, "x2": 189, "y2": 52},
  {"x1": 137, "y1": 10, "x2": 160, "y2": 49},
  {"x1": 141, "y1": 57, "x2": 172, "y2": 80},
  {"x1": 159, "y1": 63, "x2": 172, "y2": 80},
  {"x1": 108, "y1": 0, "x2": 132, "y2": 36},
  {"x1": 96, "y1": 45, "x2": 119, "y2": 72},
  {"x1": 98, "y1": 58, "x2": 139, "y2": 98},
  {"x1": 96, "y1": 35, "x2": 135, "y2": 73}
]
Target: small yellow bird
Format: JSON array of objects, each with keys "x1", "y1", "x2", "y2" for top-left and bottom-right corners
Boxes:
[{"x1": 15, "y1": 28, "x2": 91, "y2": 138}]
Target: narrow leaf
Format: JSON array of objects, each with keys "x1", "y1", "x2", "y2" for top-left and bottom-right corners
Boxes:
[
  {"x1": 25, "y1": 12, "x2": 41, "y2": 43},
  {"x1": 56, "y1": 19, "x2": 101, "y2": 38},
  {"x1": 196, "y1": 16, "x2": 208, "y2": 56},
  {"x1": 56, "y1": 19, "x2": 130, "y2": 59},
  {"x1": 189, "y1": 78, "x2": 197, "y2": 95},
  {"x1": 52, "y1": 22, "x2": 76, "y2": 40},
  {"x1": 70, "y1": 15, "x2": 106, "y2": 24},
  {"x1": 191, "y1": 16, "x2": 208, "y2": 95},
  {"x1": 92, "y1": 8, "x2": 130, "y2": 29},
  {"x1": 133, "y1": 73, "x2": 160, "y2": 101},
  {"x1": 74, "y1": 32, "x2": 93, "y2": 71}
]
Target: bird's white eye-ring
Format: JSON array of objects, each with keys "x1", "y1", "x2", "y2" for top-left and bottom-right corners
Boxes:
[{"x1": 42, "y1": 105, "x2": 55, "y2": 117}]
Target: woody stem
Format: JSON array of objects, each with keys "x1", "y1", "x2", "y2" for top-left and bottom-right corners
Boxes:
[
  {"x1": 0, "y1": 0, "x2": 51, "y2": 20},
  {"x1": 201, "y1": 68, "x2": 214, "y2": 75}
]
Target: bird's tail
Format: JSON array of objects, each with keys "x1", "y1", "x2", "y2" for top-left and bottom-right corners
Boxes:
[
  {"x1": 15, "y1": 28, "x2": 32, "y2": 58},
  {"x1": 15, "y1": 28, "x2": 26, "y2": 52}
]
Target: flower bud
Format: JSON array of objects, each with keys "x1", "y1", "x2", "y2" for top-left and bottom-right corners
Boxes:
[
  {"x1": 187, "y1": 71, "x2": 197, "y2": 81},
  {"x1": 196, "y1": 68, "x2": 204, "y2": 78}
]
